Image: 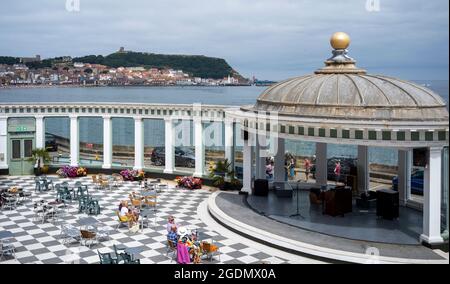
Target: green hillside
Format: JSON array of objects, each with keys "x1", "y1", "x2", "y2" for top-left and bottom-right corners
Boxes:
[
  {"x1": 73, "y1": 52, "x2": 241, "y2": 79},
  {"x1": 0, "y1": 56, "x2": 20, "y2": 65}
]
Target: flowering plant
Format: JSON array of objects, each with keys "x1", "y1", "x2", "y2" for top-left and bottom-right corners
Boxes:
[
  {"x1": 120, "y1": 169, "x2": 145, "y2": 181},
  {"x1": 56, "y1": 166, "x2": 87, "y2": 178},
  {"x1": 175, "y1": 176, "x2": 202, "y2": 190}
]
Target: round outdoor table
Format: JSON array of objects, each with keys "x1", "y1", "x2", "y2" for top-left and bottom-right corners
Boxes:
[
  {"x1": 140, "y1": 191, "x2": 157, "y2": 197},
  {"x1": 124, "y1": 247, "x2": 143, "y2": 260},
  {"x1": 48, "y1": 200, "x2": 65, "y2": 209},
  {"x1": 139, "y1": 209, "x2": 154, "y2": 232},
  {"x1": 0, "y1": 231, "x2": 14, "y2": 240},
  {"x1": 0, "y1": 187, "x2": 10, "y2": 193},
  {"x1": 77, "y1": 217, "x2": 98, "y2": 229}
]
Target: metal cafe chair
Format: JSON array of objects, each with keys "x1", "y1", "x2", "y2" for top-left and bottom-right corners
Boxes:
[
  {"x1": 1, "y1": 194, "x2": 17, "y2": 211},
  {"x1": 34, "y1": 177, "x2": 44, "y2": 192},
  {"x1": 166, "y1": 239, "x2": 177, "y2": 263},
  {"x1": 59, "y1": 224, "x2": 82, "y2": 245},
  {"x1": 98, "y1": 250, "x2": 117, "y2": 264},
  {"x1": 201, "y1": 238, "x2": 221, "y2": 262},
  {"x1": 80, "y1": 229, "x2": 97, "y2": 248},
  {"x1": 0, "y1": 238, "x2": 16, "y2": 261},
  {"x1": 73, "y1": 181, "x2": 88, "y2": 200},
  {"x1": 42, "y1": 178, "x2": 54, "y2": 191}
]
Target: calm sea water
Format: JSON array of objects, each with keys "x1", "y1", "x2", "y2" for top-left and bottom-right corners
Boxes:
[{"x1": 1, "y1": 81, "x2": 448, "y2": 166}]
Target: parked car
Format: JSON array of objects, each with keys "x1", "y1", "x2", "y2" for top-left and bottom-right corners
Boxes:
[
  {"x1": 311, "y1": 157, "x2": 357, "y2": 183},
  {"x1": 45, "y1": 135, "x2": 58, "y2": 152},
  {"x1": 392, "y1": 169, "x2": 424, "y2": 196},
  {"x1": 150, "y1": 147, "x2": 195, "y2": 168}
]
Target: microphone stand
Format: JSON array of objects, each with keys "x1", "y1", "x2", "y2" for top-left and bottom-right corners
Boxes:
[{"x1": 289, "y1": 181, "x2": 304, "y2": 219}]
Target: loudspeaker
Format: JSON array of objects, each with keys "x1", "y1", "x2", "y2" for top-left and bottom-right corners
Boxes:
[
  {"x1": 253, "y1": 179, "x2": 269, "y2": 196},
  {"x1": 376, "y1": 189, "x2": 399, "y2": 220}
]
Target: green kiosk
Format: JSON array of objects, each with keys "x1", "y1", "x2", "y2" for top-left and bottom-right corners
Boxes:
[{"x1": 8, "y1": 118, "x2": 35, "y2": 175}]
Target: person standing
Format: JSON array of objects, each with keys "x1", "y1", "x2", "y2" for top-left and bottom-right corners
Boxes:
[
  {"x1": 334, "y1": 160, "x2": 341, "y2": 185},
  {"x1": 289, "y1": 158, "x2": 296, "y2": 180},
  {"x1": 265, "y1": 162, "x2": 274, "y2": 180},
  {"x1": 166, "y1": 216, "x2": 176, "y2": 233},
  {"x1": 304, "y1": 158, "x2": 311, "y2": 182}
]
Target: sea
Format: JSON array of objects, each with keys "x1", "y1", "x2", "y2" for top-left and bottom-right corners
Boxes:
[{"x1": 0, "y1": 80, "x2": 448, "y2": 166}]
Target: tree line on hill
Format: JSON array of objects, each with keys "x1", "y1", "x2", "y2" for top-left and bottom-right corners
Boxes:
[{"x1": 1, "y1": 51, "x2": 243, "y2": 80}]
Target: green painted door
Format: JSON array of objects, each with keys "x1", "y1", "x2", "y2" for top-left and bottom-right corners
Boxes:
[{"x1": 9, "y1": 138, "x2": 34, "y2": 175}]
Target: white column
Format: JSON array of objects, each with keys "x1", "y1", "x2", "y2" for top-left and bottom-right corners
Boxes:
[
  {"x1": 242, "y1": 130, "x2": 253, "y2": 194},
  {"x1": 102, "y1": 116, "x2": 112, "y2": 169},
  {"x1": 274, "y1": 137, "x2": 285, "y2": 184},
  {"x1": 315, "y1": 142, "x2": 328, "y2": 186},
  {"x1": 357, "y1": 145, "x2": 370, "y2": 194},
  {"x1": 0, "y1": 117, "x2": 7, "y2": 169},
  {"x1": 69, "y1": 115, "x2": 79, "y2": 166},
  {"x1": 224, "y1": 119, "x2": 235, "y2": 176},
  {"x1": 134, "y1": 117, "x2": 144, "y2": 170},
  {"x1": 193, "y1": 119, "x2": 205, "y2": 177},
  {"x1": 398, "y1": 149, "x2": 412, "y2": 205},
  {"x1": 164, "y1": 118, "x2": 175, "y2": 174},
  {"x1": 256, "y1": 134, "x2": 267, "y2": 180},
  {"x1": 420, "y1": 147, "x2": 444, "y2": 245},
  {"x1": 35, "y1": 116, "x2": 45, "y2": 149}
]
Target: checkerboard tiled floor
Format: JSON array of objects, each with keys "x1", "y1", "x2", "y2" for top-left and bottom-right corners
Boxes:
[{"x1": 0, "y1": 175, "x2": 288, "y2": 264}]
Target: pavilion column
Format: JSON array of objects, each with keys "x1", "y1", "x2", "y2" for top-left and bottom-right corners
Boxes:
[
  {"x1": 256, "y1": 134, "x2": 267, "y2": 180},
  {"x1": 102, "y1": 116, "x2": 112, "y2": 169},
  {"x1": 164, "y1": 118, "x2": 175, "y2": 174},
  {"x1": 69, "y1": 115, "x2": 79, "y2": 167},
  {"x1": 0, "y1": 117, "x2": 7, "y2": 169},
  {"x1": 315, "y1": 142, "x2": 328, "y2": 187},
  {"x1": 357, "y1": 145, "x2": 370, "y2": 194},
  {"x1": 242, "y1": 130, "x2": 254, "y2": 194},
  {"x1": 224, "y1": 119, "x2": 235, "y2": 178},
  {"x1": 274, "y1": 137, "x2": 285, "y2": 184},
  {"x1": 134, "y1": 117, "x2": 144, "y2": 170},
  {"x1": 420, "y1": 147, "x2": 444, "y2": 245},
  {"x1": 397, "y1": 149, "x2": 412, "y2": 205},
  {"x1": 35, "y1": 116, "x2": 45, "y2": 149},
  {"x1": 193, "y1": 119, "x2": 205, "y2": 177}
]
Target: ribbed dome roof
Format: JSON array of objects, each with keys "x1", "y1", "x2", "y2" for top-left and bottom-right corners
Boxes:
[{"x1": 248, "y1": 34, "x2": 448, "y2": 122}]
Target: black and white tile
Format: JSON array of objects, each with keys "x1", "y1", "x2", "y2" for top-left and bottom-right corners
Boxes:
[{"x1": 0, "y1": 175, "x2": 288, "y2": 264}]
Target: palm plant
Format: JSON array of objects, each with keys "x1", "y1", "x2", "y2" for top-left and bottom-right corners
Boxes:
[
  {"x1": 27, "y1": 148, "x2": 51, "y2": 170},
  {"x1": 209, "y1": 159, "x2": 241, "y2": 190}
]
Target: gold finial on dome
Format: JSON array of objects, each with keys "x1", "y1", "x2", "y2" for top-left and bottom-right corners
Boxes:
[
  {"x1": 330, "y1": 32, "x2": 350, "y2": 50},
  {"x1": 315, "y1": 32, "x2": 366, "y2": 74}
]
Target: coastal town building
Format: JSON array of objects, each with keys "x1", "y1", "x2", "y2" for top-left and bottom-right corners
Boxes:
[
  {"x1": 0, "y1": 62, "x2": 242, "y2": 87},
  {"x1": 19, "y1": 55, "x2": 41, "y2": 64}
]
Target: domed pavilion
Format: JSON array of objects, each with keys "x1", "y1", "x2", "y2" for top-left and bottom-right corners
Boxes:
[{"x1": 226, "y1": 32, "x2": 449, "y2": 246}]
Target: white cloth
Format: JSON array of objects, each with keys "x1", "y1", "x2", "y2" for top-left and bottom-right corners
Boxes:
[
  {"x1": 177, "y1": 227, "x2": 190, "y2": 237},
  {"x1": 119, "y1": 207, "x2": 128, "y2": 217}
]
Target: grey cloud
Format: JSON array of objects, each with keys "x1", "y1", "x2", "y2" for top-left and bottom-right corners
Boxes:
[{"x1": 0, "y1": 0, "x2": 448, "y2": 80}]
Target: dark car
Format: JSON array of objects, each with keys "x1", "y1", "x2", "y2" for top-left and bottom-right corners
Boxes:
[
  {"x1": 45, "y1": 135, "x2": 58, "y2": 152},
  {"x1": 150, "y1": 147, "x2": 195, "y2": 168},
  {"x1": 392, "y1": 169, "x2": 424, "y2": 196},
  {"x1": 311, "y1": 157, "x2": 357, "y2": 183}
]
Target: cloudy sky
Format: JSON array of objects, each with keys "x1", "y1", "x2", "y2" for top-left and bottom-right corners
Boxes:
[{"x1": 0, "y1": 0, "x2": 448, "y2": 80}]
